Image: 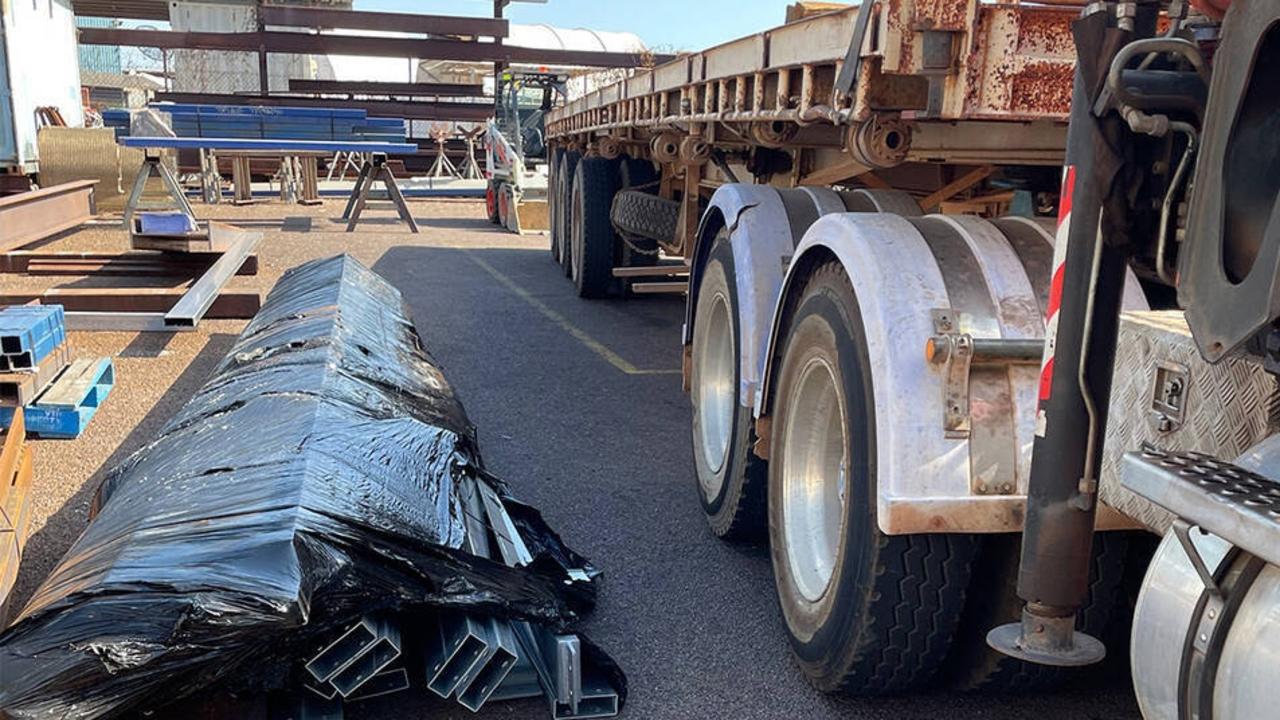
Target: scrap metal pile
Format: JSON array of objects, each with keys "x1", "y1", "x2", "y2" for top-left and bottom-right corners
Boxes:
[{"x1": 0, "y1": 255, "x2": 623, "y2": 719}]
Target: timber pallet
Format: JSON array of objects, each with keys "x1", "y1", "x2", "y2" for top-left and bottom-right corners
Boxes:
[
  {"x1": 0, "y1": 407, "x2": 34, "y2": 622},
  {"x1": 0, "y1": 358, "x2": 115, "y2": 439},
  {"x1": 0, "y1": 341, "x2": 71, "y2": 407}
]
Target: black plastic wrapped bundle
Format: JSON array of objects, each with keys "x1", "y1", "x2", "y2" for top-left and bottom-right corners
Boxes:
[{"x1": 0, "y1": 255, "x2": 617, "y2": 719}]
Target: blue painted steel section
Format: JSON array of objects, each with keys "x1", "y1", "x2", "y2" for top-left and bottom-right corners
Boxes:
[
  {"x1": 153, "y1": 102, "x2": 368, "y2": 119},
  {"x1": 0, "y1": 305, "x2": 66, "y2": 362},
  {"x1": 119, "y1": 137, "x2": 418, "y2": 154},
  {"x1": 107, "y1": 105, "x2": 409, "y2": 144}
]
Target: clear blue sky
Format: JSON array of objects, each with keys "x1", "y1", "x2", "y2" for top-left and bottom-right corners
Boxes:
[{"x1": 358, "y1": 1, "x2": 801, "y2": 52}]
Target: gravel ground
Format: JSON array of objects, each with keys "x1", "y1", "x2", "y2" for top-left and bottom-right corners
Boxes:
[{"x1": 8, "y1": 199, "x2": 1140, "y2": 720}]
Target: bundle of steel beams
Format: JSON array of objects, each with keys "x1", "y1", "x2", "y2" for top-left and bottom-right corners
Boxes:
[{"x1": 290, "y1": 474, "x2": 620, "y2": 719}]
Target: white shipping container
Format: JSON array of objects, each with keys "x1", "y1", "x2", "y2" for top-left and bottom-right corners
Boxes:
[{"x1": 0, "y1": 0, "x2": 83, "y2": 172}]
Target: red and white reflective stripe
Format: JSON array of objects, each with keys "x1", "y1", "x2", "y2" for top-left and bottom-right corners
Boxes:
[{"x1": 1036, "y1": 166, "x2": 1075, "y2": 435}]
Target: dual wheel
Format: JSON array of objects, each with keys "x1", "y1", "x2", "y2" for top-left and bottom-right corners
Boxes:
[
  {"x1": 691, "y1": 236, "x2": 1132, "y2": 694},
  {"x1": 548, "y1": 150, "x2": 660, "y2": 298}
]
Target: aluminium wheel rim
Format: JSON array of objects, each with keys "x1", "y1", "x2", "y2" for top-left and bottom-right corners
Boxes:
[
  {"x1": 781, "y1": 354, "x2": 849, "y2": 603},
  {"x1": 696, "y1": 291, "x2": 735, "y2": 497}
]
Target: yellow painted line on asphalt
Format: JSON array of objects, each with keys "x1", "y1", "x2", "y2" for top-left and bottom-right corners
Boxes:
[{"x1": 466, "y1": 252, "x2": 681, "y2": 376}]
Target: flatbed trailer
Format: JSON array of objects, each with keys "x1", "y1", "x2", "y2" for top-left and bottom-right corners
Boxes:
[
  {"x1": 542, "y1": 0, "x2": 1280, "y2": 715},
  {"x1": 544, "y1": 1, "x2": 1081, "y2": 283}
]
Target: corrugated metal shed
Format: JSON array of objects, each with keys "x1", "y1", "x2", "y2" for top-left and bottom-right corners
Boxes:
[{"x1": 77, "y1": 17, "x2": 123, "y2": 74}]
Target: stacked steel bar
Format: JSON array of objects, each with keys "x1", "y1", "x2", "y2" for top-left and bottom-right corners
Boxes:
[
  {"x1": 103, "y1": 105, "x2": 408, "y2": 144},
  {"x1": 0, "y1": 305, "x2": 66, "y2": 374},
  {"x1": 0, "y1": 255, "x2": 622, "y2": 719}
]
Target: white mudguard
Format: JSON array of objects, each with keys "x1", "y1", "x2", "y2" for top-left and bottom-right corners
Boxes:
[
  {"x1": 757, "y1": 212, "x2": 1147, "y2": 534},
  {"x1": 685, "y1": 184, "x2": 915, "y2": 408}
]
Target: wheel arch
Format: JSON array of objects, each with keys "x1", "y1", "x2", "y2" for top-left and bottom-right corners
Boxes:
[
  {"x1": 755, "y1": 213, "x2": 986, "y2": 537},
  {"x1": 754, "y1": 212, "x2": 1151, "y2": 536},
  {"x1": 684, "y1": 184, "x2": 848, "y2": 410}
]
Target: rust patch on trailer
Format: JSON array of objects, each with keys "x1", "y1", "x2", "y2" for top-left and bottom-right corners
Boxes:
[
  {"x1": 1008, "y1": 61, "x2": 1073, "y2": 115},
  {"x1": 960, "y1": 6, "x2": 1074, "y2": 120},
  {"x1": 882, "y1": 497, "x2": 1028, "y2": 534},
  {"x1": 1015, "y1": 8, "x2": 1076, "y2": 57},
  {"x1": 912, "y1": 0, "x2": 970, "y2": 31}
]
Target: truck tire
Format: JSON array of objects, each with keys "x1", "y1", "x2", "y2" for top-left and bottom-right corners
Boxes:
[
  {"x1": 558, "y1": 151, "x2": 582, "y2": 277},
  {"x1": 549, "y1": 150, "x2": 563, "y2": 263},
  {"x1": 617, "y1": 158, "x2": 663, "y2": 269},
  {"x1": 570, "y1": 157, "x2": 621, "y2": 298},
  {"x1": 486, "y1": 180, "x2": 502, "y2": 224},
  {"x1": 611, "y1": 190, "x2": 679, "y2": 246},
  {"x1": 691, "y1": 231, "x2": 767, "y2": 540},
  {"x1": 768, "y1": 259, "x2": 977, "y2": 694},
  {"x1": 941, "y1": 532, "x2": 1130, "y2": 692}
]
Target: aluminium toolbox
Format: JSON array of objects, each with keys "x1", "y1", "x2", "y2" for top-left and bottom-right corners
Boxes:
[{"x1": 1100, "y1": 310, "x2": 1280, "y2": 533}]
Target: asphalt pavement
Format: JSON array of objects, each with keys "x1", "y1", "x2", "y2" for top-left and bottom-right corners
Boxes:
[{"x1": 354, "y1": 236, "x2": 1140, "y2": 720}]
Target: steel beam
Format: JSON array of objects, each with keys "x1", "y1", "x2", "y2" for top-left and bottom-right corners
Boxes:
[
  {"x1": 0, "y1": 181, "x2": 98, "y2": 253},
  {"x1": 259, "y1": 5, "x2": 509, "y2": 39},
  {"x1": 287, "y1": 79, "x2": 486, "y2": 98},
  {"x1": 0, "y1": 251, "x2": 258, "y2": 276},
  {"x1": 78, "y1": 27, "x2": 674, "y2": 68},
  {"x1": 71, "y1": 0, "x2": 169, "y2": 21},
  {"x1": 0, "y1": 289, "x2": 260, "y2": 318},
  {"x1": 63, "y1": 312, "x2": 170, "y2": 332},
  {"x1": 164, "y1": 229, "x2": 262, "y2": 328},
  {"x1": 155, "y1": 92, "x2": 494, "y2": 122}
]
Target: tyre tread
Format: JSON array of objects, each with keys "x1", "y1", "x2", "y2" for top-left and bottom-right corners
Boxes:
[
  {"x1": 612, "y1": 190, "x2": 679, "y2": 245},
  {"x1": 777, "y1": 261, "x2": 977, "y2": 696},
  {"x1": 572, "y1": 157, "x2": 621, "y2": 298}
]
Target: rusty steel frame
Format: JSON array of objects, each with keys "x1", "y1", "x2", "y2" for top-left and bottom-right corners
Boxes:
[
  {"x1": 543, "y1": 2, "x2": 1078, "y2": 259},
  {"x1": 258, "y1": 5, "x2": 510, "y2": 38},
  {"x1": 154, "y1": 92, "x2": 496, "y2": 122},
  {"x1": 77, "y1": 27, "x2": 676, "y2": 69},
  {"x1": 286, "y1": 79, "x2": 487, "y2": 98},
  {"x1": 545, "y1": 2, "x2": 1076, "y2": 138},
  {"x1": 0, "y1": 181, "x2": 98, "y2": 253}
]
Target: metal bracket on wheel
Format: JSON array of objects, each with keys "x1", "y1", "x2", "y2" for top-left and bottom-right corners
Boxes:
[
  {"x1": 928, "y1": 308, "x2": 1042, "y2": 440},
  {"x1": 930, "y1": 309, "x2": 976, "y2": 438}
]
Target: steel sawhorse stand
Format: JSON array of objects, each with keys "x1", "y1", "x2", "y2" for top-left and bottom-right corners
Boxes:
[
  {"x1": 123, "y1": 152, "x2": 198, "y2": 232},
  {"x1": 341, "y1": 153, "x2": 419, "y2": 233}
]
